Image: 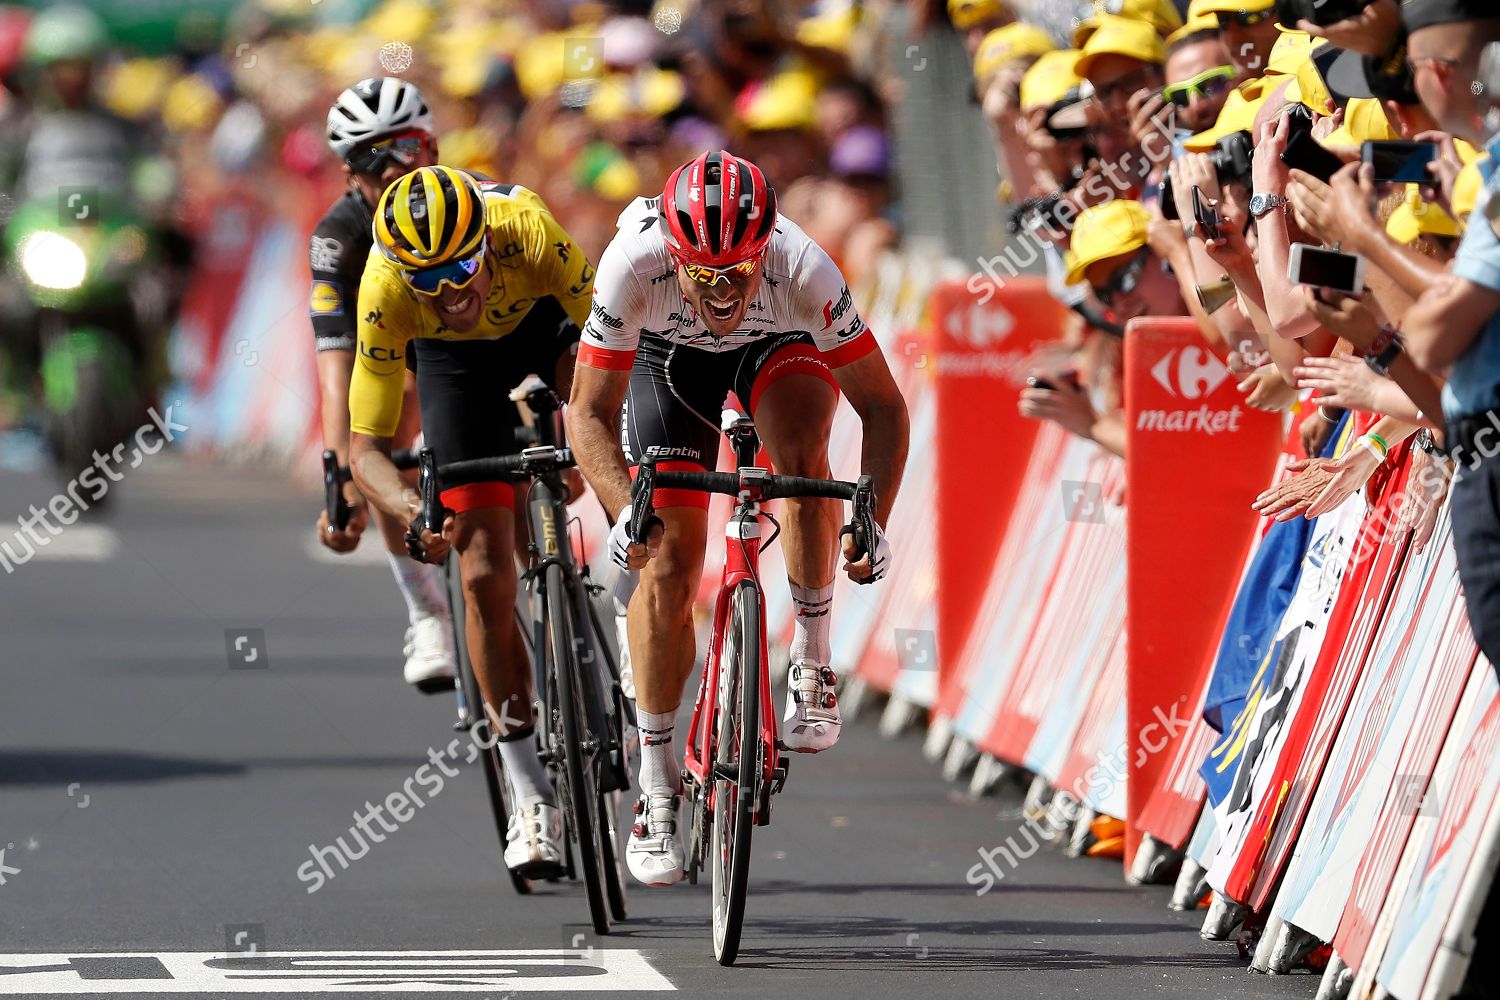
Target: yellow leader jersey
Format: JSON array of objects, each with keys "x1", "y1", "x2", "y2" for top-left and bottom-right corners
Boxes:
[{"x1": 349, "y1": 183, "x2": 594, "y2": 437}]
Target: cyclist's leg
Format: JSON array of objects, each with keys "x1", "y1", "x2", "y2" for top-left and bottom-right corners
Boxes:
[
  {"x1": 740, "y1": 335, "x2": 843, "y2": 752},
  {"x1": 415, "y1": 336, "x2": 549, "y2": 794},
  {"x1": 620, "y1": 339, "x2": 722, "y2": 886}
]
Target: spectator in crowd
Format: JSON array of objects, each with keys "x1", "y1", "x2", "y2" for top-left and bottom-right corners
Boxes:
[
  {"x1": 973, "y1": 21, "x2": 1055, "y2": 204},
  {"x1": 1075, "y1": 15, "x2": 1165, "y2": 191},
  {"x1": 949, "y1": 0, "x2": 1014, "y2": 57},
  {"x1": 1162, "y1": 17, "x2": 1234, "y2": 137},
  {"x1": 1193, "y1": 0, "x2": 1281, "y2": 79}
]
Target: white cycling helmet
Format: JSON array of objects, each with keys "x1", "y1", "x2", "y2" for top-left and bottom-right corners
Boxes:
[{"x1": 326, "y1": 77, "x2": 433, "y2": 160}]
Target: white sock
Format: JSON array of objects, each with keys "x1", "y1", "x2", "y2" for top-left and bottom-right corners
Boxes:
[
  {"x1": 498, "y1": 727, "x2": 552, "y2": 806},
  {"x1": 387, "y1": 552, "x2": 448, "y2": 625},
  {"x1": 789, "y1": 581, "x2": 834, "y2": 666},
  {"x1": 637, "y1": 708, "x2": 680, "y2": 796}
]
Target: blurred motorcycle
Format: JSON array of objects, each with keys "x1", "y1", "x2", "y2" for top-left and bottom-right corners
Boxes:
[{"x1": 3, "y1": 189, "x2": 164, "y2": 488}]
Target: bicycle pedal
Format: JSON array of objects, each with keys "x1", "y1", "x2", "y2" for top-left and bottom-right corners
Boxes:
[{"x1": 771, "y1": 761, "x2": 790, "y2": 794}]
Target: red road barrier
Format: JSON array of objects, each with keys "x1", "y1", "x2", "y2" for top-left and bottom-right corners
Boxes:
[
  {"x1": 1123, "y1": 317, "x2": 1282, "y2": 865},
  {"x1": 931, "y1": 276, "x2": 1067, "y2": 718}
]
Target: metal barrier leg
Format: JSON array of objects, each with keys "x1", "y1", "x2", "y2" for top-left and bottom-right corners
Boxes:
[
  {"x1": 1200, "y1": 892, "x2": 1250, "y2": 940},
  {"x1": 1169, "y1": 857, "x2": 1209, "y2": 911}
]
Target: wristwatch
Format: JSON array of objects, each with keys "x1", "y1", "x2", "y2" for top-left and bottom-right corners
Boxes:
[
  {"x1": 1249, "y1": 193, "x2": 1288, "y2": 219},
  {"x1": 1364, "y1": 323, "x2": 1404, "y2": 376}
]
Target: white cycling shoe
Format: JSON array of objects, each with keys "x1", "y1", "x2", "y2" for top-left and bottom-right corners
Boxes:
[
  {"x1": 402, "y1": 613, "x2": 457, "y2": 694},
  {"x1": 781, "y1": 661, "x2": 842, "y2": 753},
  {"x1": 626, "y1": 791, "x2": 685, "y2": 886},
  {"x1": 505, "y1": 800, "x2": 566, "y2": 877}
]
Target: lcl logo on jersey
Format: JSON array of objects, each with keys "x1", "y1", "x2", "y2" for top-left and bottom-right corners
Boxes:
[{"x1": 1150, "y1": 347, "x2": 1228, "y2": 400}]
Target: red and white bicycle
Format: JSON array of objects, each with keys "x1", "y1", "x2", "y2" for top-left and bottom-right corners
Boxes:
[{"x1": 628, "y1": 413, "x2": 878, "y2": 965}]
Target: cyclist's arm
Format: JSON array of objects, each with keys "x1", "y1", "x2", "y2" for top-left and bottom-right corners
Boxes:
[
  {"x1": 830, "y1": 350, "x2": 909, "y2": 526},
  {"x1": 797, "y1": 245, "x2": 909, "y2": 524},
  {"x1": 348, "y1": 270, "x2": 418, "y2": 522},
  {"x1": 308, "y1": 226, "x2": 365, "y2": 458},
  {"x1": 565, "y1": 238, "x2": 643, "y2": 517}
]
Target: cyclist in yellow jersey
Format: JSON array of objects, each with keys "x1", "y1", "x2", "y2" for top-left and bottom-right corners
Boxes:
[{"x1": 348, "y1": 166, "x2": 594, "y2": 877}]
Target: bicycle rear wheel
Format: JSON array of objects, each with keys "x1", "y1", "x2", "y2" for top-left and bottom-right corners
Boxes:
[
  {"x1": 711, "y1": 580, "x2": 761, "y2": 966},
  {"x1": 547, "y1": 562, "x2": 611, "y2": 934},
  {"x1": 445, "y1": 556, "x2": 532, "y2": 895}
]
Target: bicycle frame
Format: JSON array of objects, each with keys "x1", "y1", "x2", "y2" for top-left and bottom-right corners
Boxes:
[{"x1": 681, "y1": 426, "x2": 782, "y2": 825}]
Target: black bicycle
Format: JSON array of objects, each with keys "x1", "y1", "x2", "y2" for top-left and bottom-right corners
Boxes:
[
  {"x1": 430, "y1": 386, "x2": 632, "y2": 933},
  {"x1": 323, "y1": 387, "x2": 633, "y2": 928}
]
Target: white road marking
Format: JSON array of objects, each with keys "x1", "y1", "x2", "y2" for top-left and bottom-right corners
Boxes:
[
  {"x1": 23, "y1": 525, "x2": 118, "y2": 562},
  {"x1": 0, "y1": 949, "x2": 675, "y2": 993}
]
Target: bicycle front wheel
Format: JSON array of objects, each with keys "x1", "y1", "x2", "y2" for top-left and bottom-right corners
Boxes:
[
  {"x1": 547, "y1": 562, "x2": 611, "y2": 935},
  {"x1": 711, "y1": 579, "x2": 761, "y2": 966}
]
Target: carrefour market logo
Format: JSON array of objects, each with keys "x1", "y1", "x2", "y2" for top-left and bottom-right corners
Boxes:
[{"x1": 1150, "y1": 347, "x2": 1229, "y2": 400}]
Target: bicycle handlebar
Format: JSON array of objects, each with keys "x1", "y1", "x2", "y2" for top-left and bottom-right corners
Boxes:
[
  {"x1": 628, "y1": 456, "x2": 881, "y2": 584},
  {"x1": 323, "y1": 448, "x2": 421, "y2": 530}
]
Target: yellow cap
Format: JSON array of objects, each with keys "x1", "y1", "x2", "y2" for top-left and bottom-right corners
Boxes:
[
  {"x1": 588, "y1": 67, "x2": 686, "y2": 124},
  {"x1": 1452, "y1": 157, "x2": 1485, "y2": 220},
  {"x1": 738, "y1": 70, "x2": 819, "y2": 132},
  {"x1": 1287, "y1": 50, "x2": 1333, "y2": 113},
  {"x1": 1265, "y1": 29, "x2": 1324, "y2": 76},
  {"x1": 103, "y1": 58, "x2": 178, "y2": 121},
  {"x1": 1322, "y1": 97, "x2": 1399, "y2": 147},
  {"x1": 974, "y1": 23, "x2": 1054, "y2": 80},
  {"x1": 1182, "y1": 85, "x2": 1265, "y2": 151},
  {"x1": 1191, "y1": 0, "x2": 1274, "y2": 14},
  {"x1": 161, "y1": 73, "x2": 223, "y2": 133},
  {"x1": 1386, "y1": 185, "x2": 1462, "y2": 243},
  {"x1": 1065, "y1": 199, "x2": 1151, "y2": 284},
  {"x1": 1072, "y1": 0, "x2": 1183, "y2": 47},
  {"x1": 1020, "y1": 49, "x2": 1084, "y2": 109},
  {"x1": 798, "y1": 6, "x2": 860, "y2": 52},
  {"x1": 948, "y1": 0, "x2": 1009, "y2": 31},
  {"x1": 1166, "y1": 13, "x2": 1220, "y2": 48},
  {"x1": 1075, "y1": 15, "x2": 1166, "y2": 79}
]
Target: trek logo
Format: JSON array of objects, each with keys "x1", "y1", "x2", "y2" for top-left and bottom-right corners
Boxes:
[
  {"x1": 821, "y1": 286, "x2": 854, "y2": 331},
  {"x1": 359, "y1": 342, "x2": 404, "y2": 363},
  {"x1": 1150, "y1": 347, "x2": 1228, "y2": 400},
  {"x1": 590, "y1": 299, "x2": 624, "y2": 330}
]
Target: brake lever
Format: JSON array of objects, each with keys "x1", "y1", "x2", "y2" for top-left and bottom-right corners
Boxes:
[
  {"x1": 842, "y1": 475, "x2": 879, "y2": 586},
  {"x1": 322, "y1": 450, "x2": 351, "y2": 531},
  {"x1": 406, "y1": 448, "x2": 447, "y2": 562},
  {"x1": 629, "y1": 457, "x2": 659, "y2": 545}
]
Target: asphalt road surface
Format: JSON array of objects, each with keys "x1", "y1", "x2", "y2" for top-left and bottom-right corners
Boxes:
[{"x1": 0, "y1": 451, "x2": 1322, "y2": 998}]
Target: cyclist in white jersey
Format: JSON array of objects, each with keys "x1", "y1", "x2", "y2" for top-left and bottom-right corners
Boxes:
[{"x1": 566, "y1": 151, "x2": 910, "y2": 887}]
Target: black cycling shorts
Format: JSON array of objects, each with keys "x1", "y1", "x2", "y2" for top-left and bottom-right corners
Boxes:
[
  {"x1": 415, "y1": 296, "x2": 580, "y2": 513},
  {"x1": 621, "y1": 332, "x2": 837, "y2": 508}
]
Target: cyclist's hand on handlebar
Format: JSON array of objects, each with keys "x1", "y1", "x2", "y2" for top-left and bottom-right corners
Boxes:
[
  {"x1": 403, "y1": 488, "x2": 453, "y2": 564},
  {"x1": 841, "y1": 521, "x2": 892, "y2": 584},
  {"x1": 316, "y1": 502, "x2": 367, "y2": 553},
  {"x1": 610, "y1": 504, "x2": 661, "y2": 571}
]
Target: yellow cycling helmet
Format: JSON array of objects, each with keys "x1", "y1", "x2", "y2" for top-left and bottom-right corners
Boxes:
[{"x1": 375, "y1": 165, "x2": 488, "y2": 269}]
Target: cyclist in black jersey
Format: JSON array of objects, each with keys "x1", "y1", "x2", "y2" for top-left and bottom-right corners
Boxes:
[{"x1": 310, "y1": 77, "x2": 456, "y2": 693}]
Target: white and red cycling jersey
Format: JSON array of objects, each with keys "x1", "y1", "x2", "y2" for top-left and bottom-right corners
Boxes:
[{"x1": 576, "y1": 196, "x2": 879, "y2": 371}]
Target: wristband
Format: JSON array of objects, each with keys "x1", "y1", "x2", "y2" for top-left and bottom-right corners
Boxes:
[
  {"x1": 1318, "y1": 405, "x2": 1346, "y2": 424},
  {"x1": 1356, "y1": 432, "x2": 1389, "y2": 461}
]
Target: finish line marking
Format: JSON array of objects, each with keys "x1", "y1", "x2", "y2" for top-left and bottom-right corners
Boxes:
[{"x1": 0, "y1": 950, "x2": 675, "y2": 993}]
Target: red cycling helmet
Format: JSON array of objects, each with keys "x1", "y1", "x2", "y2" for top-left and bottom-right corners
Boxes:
[{"x1": 658, "y1": 150, "x2": 777, "y2": 267}]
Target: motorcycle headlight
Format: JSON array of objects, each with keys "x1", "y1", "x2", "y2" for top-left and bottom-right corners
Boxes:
[{"x1": 19, "y1": 231, "x2": 88, "y2": 291}]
